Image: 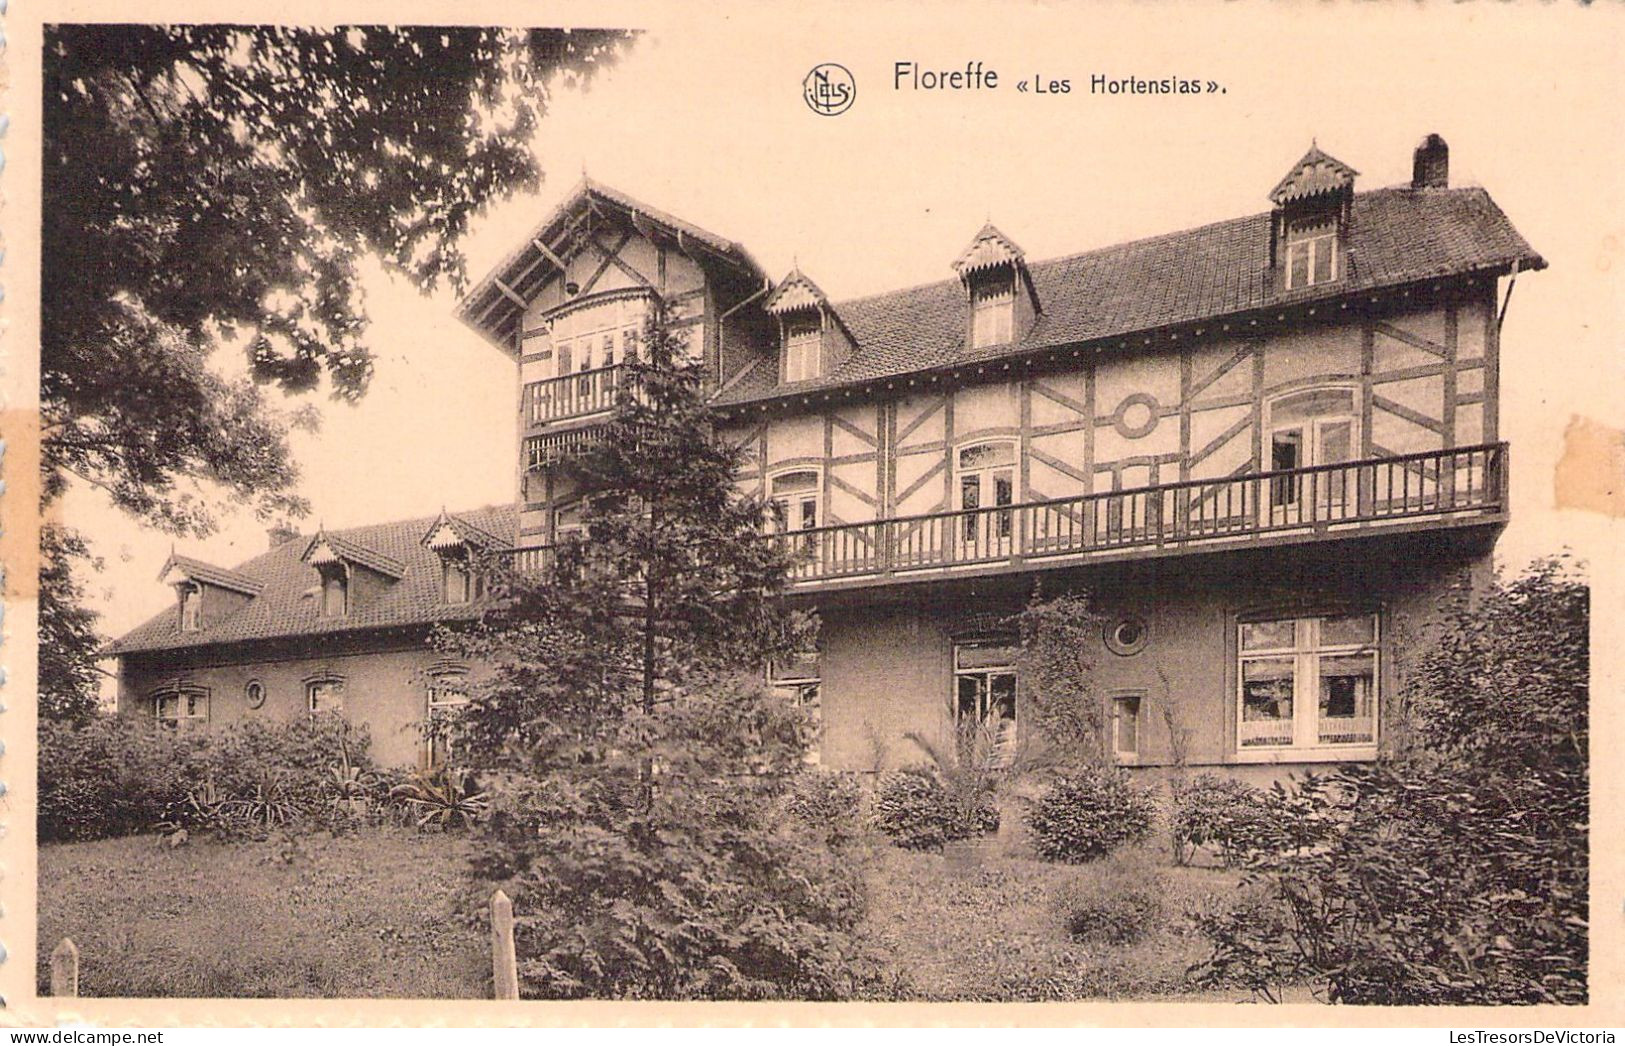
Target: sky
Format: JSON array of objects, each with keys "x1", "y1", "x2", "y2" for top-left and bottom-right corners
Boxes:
[{"x1": 70, "y1": 4, "x2": 1624, "y2": 644}]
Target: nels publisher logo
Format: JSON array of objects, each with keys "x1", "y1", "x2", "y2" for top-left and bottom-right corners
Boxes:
[{"x1": 803, "y1": 63, "x2": 855, "y2": 116}]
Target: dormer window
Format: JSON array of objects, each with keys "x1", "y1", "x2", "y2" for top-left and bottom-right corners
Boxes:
[
  {"x1": 317, "y1": 564, "x2": 348, "y2": 617},
  {"x1": 1268, "y1": 143, "x2": 1357, "y2": 292},
  {"x1": 783, "y1": 314, "x2": 821, "y2": 383},
  {"x1": 178, "y1": 582, "x2": 202, "y2": 632},
  {"x1": 442, "y1": 555, "x2": 475, "y2": 604},
  {"x1": 969, "y1": 273, "x2": 1015, "y2": 348},
  {"x1": 764, "y1": 269, "x2": 854, "y2": 388},
  {"x1": 953, "y1": 223, "x2": 1037, "y2": 351},
  {"x1": 1285, "y1": 218, "x2": 1338, "y2": 289}
]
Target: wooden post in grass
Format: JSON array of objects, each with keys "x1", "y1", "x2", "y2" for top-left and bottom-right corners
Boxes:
[
  {"x1": 491, "y1": 889, "x2": 519, "y2": 1000},
  {"x1": 50, "y1": 938, "x2": 79, "y2": 997}
]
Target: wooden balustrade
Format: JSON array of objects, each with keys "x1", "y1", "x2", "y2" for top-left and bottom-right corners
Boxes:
[
  {"x1": 523, "y1": 364, "x2": 626, "y2": 426},
  {"x1": 507, "y1": 444, "x2": 1507, "y2": 585}
]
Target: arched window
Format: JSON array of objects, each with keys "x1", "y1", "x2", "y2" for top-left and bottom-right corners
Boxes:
[
  {"x1": 768, "y1": 469, "x2": 822, "y2": 534},
  {"x1": 1266, "y1": 386, "x2": 1359, "y2": 515},
  {"x1": 955, "y1": 441, "x2": 1016, "y2": 543},
  {"x1": 151, "y1": 683, "x2": 209, "y2": 727}
]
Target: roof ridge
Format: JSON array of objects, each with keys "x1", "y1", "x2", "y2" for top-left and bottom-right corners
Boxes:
[{"x1": 821, "y1": 185, "x2": 1460, "y2": 315}]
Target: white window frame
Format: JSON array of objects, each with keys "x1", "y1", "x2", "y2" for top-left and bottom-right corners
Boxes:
[
  {"x1": 547, "y1": 294, "x2": 649, "y2": 380},
  {"x1": 1234, "y1": 612, "x2": 1379, "y2": 764},
  {"x1": 1265, "y1": 385, "x2": 1360, "y2": 518},
  {"x1": 306, "y1": 675, "x2": 347, "y2": 717},
  {"x1": 1284, "y1": 230, "x2": 1339, "y2": 289},
  {"x1": 969, "y1": 276, "x2": 1015, "y2": 348},
  {"x1": 441, "y1": 553, "x2": 478, "y2": 605},
  {"x1": 318, "y1": 563, "x2": 349, "y2": 618},
  {"x1": 178, "y1": 582, "x2": 203, "y2": 632},
  {"x1": 425, "y1": 670, "x2": 471, "y2": 768},
  {"x1": 153, "y1": 686, "x2": 209, "y2": 727},
  {"x1": 952, "y1": 640, "x2": 1018, "y2": 764},
  {"x1": 782, "y1": 314, "x2": 822, "y2": 383},
  {"x1": 1111, "y1": 691, "x2": 1144, "y2": 764},
  {"x1": 954, "y1": 440, "x2": 1017, "y2": 546},
  {"x1": 767, "y1": 467, "x2": 823, "y2": 536}
]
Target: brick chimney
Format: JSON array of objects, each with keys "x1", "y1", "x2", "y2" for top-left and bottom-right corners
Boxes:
[
  {"x1": 1412, "y1": 133, "x2": 1449, "y2": 189},
  {"x1": 268, "y1": 523, "x2": 301, "y2": 548}
]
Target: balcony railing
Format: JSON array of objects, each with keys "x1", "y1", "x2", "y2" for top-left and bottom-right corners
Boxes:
[
  {"x1": 507, "y1": 444, "x2": 1506, "y2": 586},
  {"x1": 767, "y1": 443, "x2": 1507, "y2": 585},
  {"x1": 523, "y1": 364, "x2": 626, "y2": 426}
]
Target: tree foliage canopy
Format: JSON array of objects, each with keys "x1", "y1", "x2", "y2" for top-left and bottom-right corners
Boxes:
[{"x1": 43, "y1": 24, "x2": 631, "y2": 532}]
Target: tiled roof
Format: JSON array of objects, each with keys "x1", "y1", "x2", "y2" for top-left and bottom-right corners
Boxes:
[
  {"x1": 303, "y1": 530, "x2": 406, "y2": 579},
  {"x1": 713, "y1": 186, "x2": 1543, "y2": 408},
  {"x1": 110, "y1": 505, "x2": 518, "y2": 656},
  {"x1": 159, "y1": 554, "x2": 265, "y2": 596}
]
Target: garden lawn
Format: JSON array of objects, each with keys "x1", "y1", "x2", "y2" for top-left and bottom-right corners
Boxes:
[
  {"x1": 38, "y1": 829, "x2": 489, "y2": 998},
  {"x1": 859, "y1": 842, "x2": 1253, "y2": 1001}
]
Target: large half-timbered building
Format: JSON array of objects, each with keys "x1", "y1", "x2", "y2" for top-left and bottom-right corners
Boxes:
[{"x1": 111, "y1": 134, "x2": 1543, "y2": 777}]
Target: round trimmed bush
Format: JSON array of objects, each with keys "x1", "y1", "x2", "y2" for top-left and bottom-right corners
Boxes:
[
  {"x1": 871, "y1": 767, "x2": 997, "y2": 851},
  {"x1": 1169, "y1": 772, "x2": 1278, "y2": 866},
  {"x1": 1024, "y1": 766, "x2": 1156, "y2": 863},
  {"x1": 1053, "y1": 855, "x2": 1167, "y2": 944}
]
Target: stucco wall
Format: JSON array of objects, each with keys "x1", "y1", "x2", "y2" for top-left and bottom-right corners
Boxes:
[
  {"x1": 119, "y1": 637, "x2": 469, "y2": 768},
  {"x1": 812, "y1": 540, "x2": 1488, "y2": 784}
]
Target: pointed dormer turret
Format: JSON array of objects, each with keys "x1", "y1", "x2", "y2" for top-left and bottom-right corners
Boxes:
[
  {"x1": 421, "y1": 509, "x2": 508, "y2": 604},
  {"x1": 301, "y1": 528, "x2": 404, "y2": 618},
  {"x1": 157, "y1": 553, "x2": 264, "y2": 633},
  {"x1": 763, "y1": 268, "x2": 855, "y2": 384},
  {"x1": 953, "y1": 223, "x2": 1040, "y2": 350},
  {"x1": 1269, "y1": 143, "x2": 1358, "y2": 290}
]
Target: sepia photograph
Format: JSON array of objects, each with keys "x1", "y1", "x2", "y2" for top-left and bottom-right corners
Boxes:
[{"x1": 11, "y1": 1, "x2": 1621, "y2": 1027}]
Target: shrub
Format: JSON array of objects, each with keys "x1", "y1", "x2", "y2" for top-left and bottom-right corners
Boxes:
[
  {"x1": 39, "y1": 711, "x2": 375, "y2": 842},
  {"x1": 1052, "y1": 852, "x2": 1167, "y2": 944},
  {"x1": 872, "y1": 767, "x2": 997, "y2": 851},
  {"x1": 40, "y1": 715, "x2": 209, "y2": 841},
  {"x1": 1169, "y1": 773, "x2": 1278, "y2": 866},
  {"x1": 1193, "y1": 560, "x2": 1589, "y2": 1005},
  {"x1": 1025, "y1": 767, "x2": 1156, "y2": 863},
  {"x1": 480, "y1": 681, "x2": 883, "y2": 1000},
  {"x1": 783, "y1": 770, "x2": 867, "y2": 848}
]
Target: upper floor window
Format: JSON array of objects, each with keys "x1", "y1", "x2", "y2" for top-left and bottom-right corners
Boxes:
[
  {"x1": 178, "y1": 582, "x2": 202, "y2": 632},
  {"x1": 441, "y1": 554, "x2": 481, "y2": 605},
  {"x1": 1238, "y1": 612, "x2": 1377, "y2": 754},
  {"x1": 783, "y1": 315, "x2": 821, "y2": 383},
  {"x1": 1284, "y1": 218, "x2": 1339, "y2": 289},
  {"x1": 969, "y1": 274, "x2": 1015, "y2": 348},
  {"x1": 1267, "y1": 386, "x2": 1358, "y2": 515},
  {"x1": 317, "y1": 564, "x2": 349, "y2": 618},
  {"x1": 154, "y1": 686, "x2": 209, "y2": 727},
  {"x1": 554, "y1": 499, "x2": 587, "y2": 542},
  {"x1": 769, "y1": 469, "x2": 821, "y2": 535},
  {"x1": 957, "y1": 441, "x2": 1016, "y2": 543},
  {"x1": 548, "y1": 295, "x2": 648, "y2": 379}
]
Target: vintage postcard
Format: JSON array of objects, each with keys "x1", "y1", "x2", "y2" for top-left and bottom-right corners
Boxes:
[{"x1": 1, "y1": 0, "x2": 1620, "y2": 1030}]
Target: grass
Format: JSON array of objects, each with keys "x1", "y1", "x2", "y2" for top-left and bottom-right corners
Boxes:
[
  {"x1": 37, "y1": 828, "x2": 489, "y2": 998},
  {"x1": 40, "y1": 824, "x2": 1266, "y2": 1001},
  {"x1": 857, "y1": 839, "x2": 1256, "y2": 1001}
]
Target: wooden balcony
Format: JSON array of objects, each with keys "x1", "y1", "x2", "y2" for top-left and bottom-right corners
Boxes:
[
  {"x1": 523, "y1": 364, "x2": 626, "y2": 427},
  {"x1": 769, "y1": 443, "x2": 1508, "y2": 588},
  {"x1": 508, "y1": 444, "x2": 1507, "y2": 588}
]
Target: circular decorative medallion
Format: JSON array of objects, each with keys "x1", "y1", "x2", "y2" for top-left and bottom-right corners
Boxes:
[
  {"x1": 1111, "y1": 393, "x2": 1161, "y2": 440},
  {"x1": 244, "y1": 679, "x2": 267, "y2": 710},
  {"x1": 1105, "y1": 617, "x2": 1150, "y2": 657}
]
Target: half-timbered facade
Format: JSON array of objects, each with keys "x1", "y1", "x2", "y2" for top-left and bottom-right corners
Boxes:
[{"x1": 112, "y1": 134, "x2": 1542, "y2": 777}]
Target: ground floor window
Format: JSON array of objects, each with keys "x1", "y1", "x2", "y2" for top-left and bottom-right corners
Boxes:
[
  {"x1": 953, "y1": 640, "x2": 1018, "y2": 762},
  {"x1": 306, "y1": 676, "x2": 347, "y2": 716},
  {"x1": 425, "y1": 671, "x2": 471, "y2": 768},
  {"x1": 1238, "y1": 612, "x2": 1377, "y2": 751},
  {"x1": 1112, "y1": 692, "x2": 1143, "y2": 761},
  {"x1": 153, "y1": 686, "x2": 209, "y2": 727},
  {"x1": 770, "y1": 650, "x2": 821, "y2": 765}
]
